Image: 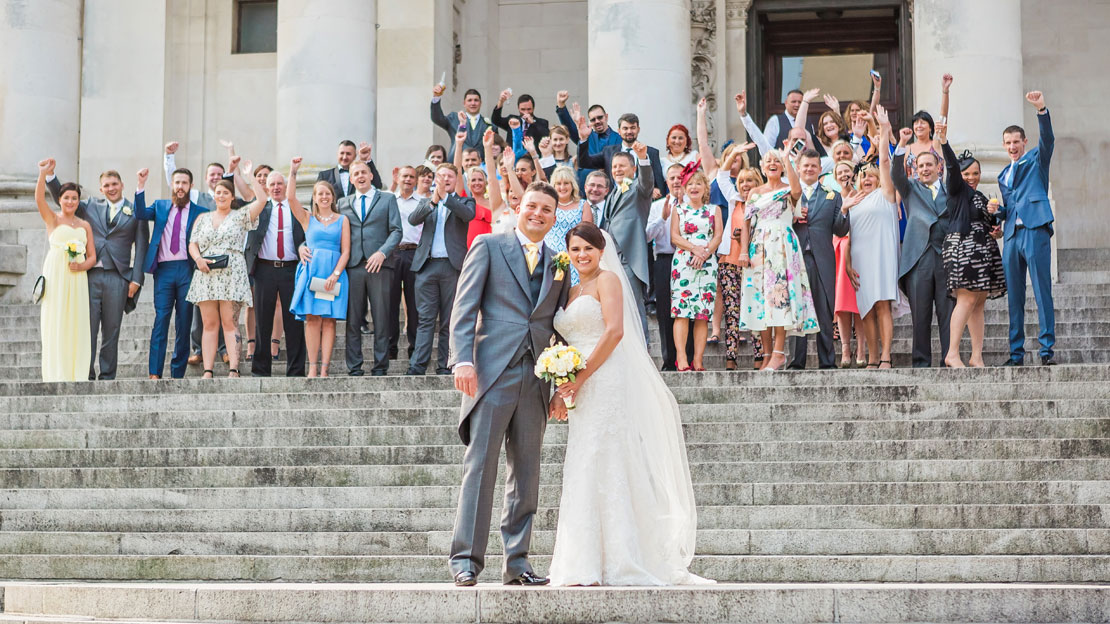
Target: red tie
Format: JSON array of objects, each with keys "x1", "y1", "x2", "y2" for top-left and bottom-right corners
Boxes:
[{"x1": 276, "y1": 202, "x2": 285, "y2": 260}]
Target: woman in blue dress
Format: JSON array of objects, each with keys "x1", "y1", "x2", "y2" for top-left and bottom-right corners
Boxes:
[
  {"x1": 287, "y1": 158, "x2": 351, "y2": 378},
  {"x1": 545, "y1": 165, "x2": 597, "y2": 285}
]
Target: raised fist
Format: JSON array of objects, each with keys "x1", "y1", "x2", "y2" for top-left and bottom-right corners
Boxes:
[
  {"x1": 38, "y1": 158, "x2": 56, "y2": 176},
  {"x1": 290, "y1": 157, "x2": 303, "y2": 174},
  {"x1": 164, "y1": 142, "x2": 179, "y2": 155},
  {"x1": 556, "y1": 90, "x2": 569, "y2": 107},
  {"x1": 432, "y1": 83, "x2": 446, "y2": 98},
  {"x1": 1026, "y1": 91, "x2": 1045, "y2": 110},
  {"x1": 631, "y1": 141, "x2": 648, "y2": 159}
]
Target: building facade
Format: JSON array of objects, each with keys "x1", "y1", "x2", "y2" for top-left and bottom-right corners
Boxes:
[{"x1": 1, "y1": 0, "x2": 1105, "y2": 301}]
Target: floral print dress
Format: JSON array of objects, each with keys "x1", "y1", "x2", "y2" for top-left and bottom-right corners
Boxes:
[
  {"x1": 670, "y1": 202, "x2": 718, "y2": 321},
  {"x1": 740, "y1": 188, "x2": 818, "y2": 335}
]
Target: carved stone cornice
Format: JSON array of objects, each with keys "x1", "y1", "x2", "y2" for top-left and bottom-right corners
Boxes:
[{"x1": 725, "y1": 0, "x2": 752, "y2": 29}]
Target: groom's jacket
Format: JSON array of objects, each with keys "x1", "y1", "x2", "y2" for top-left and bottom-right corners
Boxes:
[{"x1": 449, "y1": 231, "x2": 571, "y2": 444}]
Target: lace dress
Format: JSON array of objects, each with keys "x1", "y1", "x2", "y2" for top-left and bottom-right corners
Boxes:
[
  {"x1": 548, "y1": 295, "x2": 710, "y2": 586},
  {"x1": 185, "y1": 208, "x2": 257, "y2": 305}
]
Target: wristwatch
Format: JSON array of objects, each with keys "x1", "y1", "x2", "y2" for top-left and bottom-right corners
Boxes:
[{"x1": 333, "y1": 270, "x2": 342, "y2": 277}]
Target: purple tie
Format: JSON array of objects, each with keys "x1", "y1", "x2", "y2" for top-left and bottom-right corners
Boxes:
[{"x1": 169, "y1": 206, "x2": 183, "y2": 254}]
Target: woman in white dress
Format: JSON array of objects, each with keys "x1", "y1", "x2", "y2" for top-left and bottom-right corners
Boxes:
[
  {"x1": 547, "y1": 222, "x2": 711, "y2": 586},
  {"x1": 842, "y1": 105, "x2": 909, "y2": 369}
]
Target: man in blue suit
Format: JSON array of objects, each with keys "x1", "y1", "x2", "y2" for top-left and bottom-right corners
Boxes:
[
  {"x1": 990, "y1": 91, "x2": 1056, "y2": 366},
  {"x1": 134, "y1": 166, "x2": 208, "y2": 379}
]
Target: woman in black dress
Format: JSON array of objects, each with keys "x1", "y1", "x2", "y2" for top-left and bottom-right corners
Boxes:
[{"x1": 937, "y1": 119, "x2": 1006, "y2": 368}]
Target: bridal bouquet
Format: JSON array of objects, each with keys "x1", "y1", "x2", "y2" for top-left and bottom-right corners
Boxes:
[
  {"x1": 534, "y1": 344, "x2": 586, "y2": 410},
  {"x1": 64, "y1": 240, "x2": 86, "y2": 261}
]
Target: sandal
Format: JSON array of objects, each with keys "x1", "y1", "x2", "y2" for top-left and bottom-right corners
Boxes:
[
  {"x1": 879, "y1": 359, "x2": 892, "y2": 369},
  {"x1": 245, "y1": 339, "x2": 255, "y2": 362},
  {"x1": 725, "y1": 360, "x2": 737, "y2": 370},
  {"x1": 707, "y1": 335, "x2": 720, "y2": 345},
  {"x1": 677, "y1": 366, "x2": 692, "y2": 372},
  {"x1": 866, "y1": 363, "x2": 879, "y2": 369},
  {"x1": 228, "y1": 370, "x2": 240, "y2": 378},
  {"x1": 271, "y1": 338, "x2": 281, "y2": 360},
  {"x1": 202, "y1": 369, "x2": 214, "y2": 379}
]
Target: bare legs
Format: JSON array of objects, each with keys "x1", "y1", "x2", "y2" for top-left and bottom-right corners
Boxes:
[
  {"x1": 219, "y1": 301, "x2": 241, "y2": 376},
  {"x1": 945, "y1": 289, "x2": 988, "y2": 368},
  {"x1": 198, "y1": 300, "x2": 219, "y2": 378},
  {"x1": 304, "y1": 315, "x2": 338, "y2": 377},
  {"x1": 763, "y1": 328, "x2": 788, "y2": 371},
  {"x1": 692, "y1": 319, "x2": 708, "y2": 370},
  {"x1": 674, "y1": 318, "x2": 690, "y2": 370}
]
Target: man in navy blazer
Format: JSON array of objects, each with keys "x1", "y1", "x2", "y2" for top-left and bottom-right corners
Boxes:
[
  {"x1": 574, "y1": 112, "x2": 667, "y2": 199},
  {"x1": 990, "y1": 91, "x2": 1056, "y2": 366},
  {"x1": 134, "y1": 166, "x2": 208, "y2": 379}
]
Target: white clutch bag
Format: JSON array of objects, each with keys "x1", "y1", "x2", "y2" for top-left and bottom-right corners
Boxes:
[{"x1": 309, "y1": 277, "x2": 342, "y2": 301}]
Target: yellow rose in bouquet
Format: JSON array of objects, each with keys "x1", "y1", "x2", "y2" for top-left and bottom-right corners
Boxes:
[
  {"x1": 534, "y1": 343, "x2": 586, "y2": 410},
  {"x1": 64, "y1": 240, "x2": 86, "y2": 262}
]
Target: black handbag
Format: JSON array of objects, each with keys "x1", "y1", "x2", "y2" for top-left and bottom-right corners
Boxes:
[
  {"x1": 32, "y1": 276, "x2": 45, "y2": 304},
  {"x1": 202, "y1": 254, "x2": 229, "y2": 270}
]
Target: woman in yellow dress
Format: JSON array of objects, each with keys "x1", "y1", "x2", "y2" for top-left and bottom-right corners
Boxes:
[{"x1": 35, "y1": 158, "x2": 96, "y2": 382}]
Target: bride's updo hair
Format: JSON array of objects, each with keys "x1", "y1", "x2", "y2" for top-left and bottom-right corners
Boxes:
[{"x1": 565, "y1": 221, "x2": 606, "y2": 250}]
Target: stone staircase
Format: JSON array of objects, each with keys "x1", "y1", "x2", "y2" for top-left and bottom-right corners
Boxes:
[{"x1": 0, "y1": 255, "x2": 1107, "y2": 622}]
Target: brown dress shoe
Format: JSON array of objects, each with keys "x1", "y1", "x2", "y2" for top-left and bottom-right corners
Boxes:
[
  {"x1": 188, "y1": 354, "x2": 202, "y2": 365},
  {"x1": 149, "y1": 374, "x2": 161, "y2": 380}
]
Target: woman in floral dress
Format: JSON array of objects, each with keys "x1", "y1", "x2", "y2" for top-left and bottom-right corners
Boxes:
[
  {"x1": 740, "y1": 149, "x2": 819, "y2": 371},
  {"x1": 670, "y1": 171, "x2": 723, "y2": 371}
]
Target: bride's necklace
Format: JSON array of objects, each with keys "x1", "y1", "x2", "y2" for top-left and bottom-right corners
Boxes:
[{"x1": 572, "y1": 273, "x2": 600, "y2": 299}]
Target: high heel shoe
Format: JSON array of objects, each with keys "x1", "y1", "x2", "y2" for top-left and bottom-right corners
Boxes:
[{"x1": 762, "y1": 350, "x2": 787, "y2": 372}]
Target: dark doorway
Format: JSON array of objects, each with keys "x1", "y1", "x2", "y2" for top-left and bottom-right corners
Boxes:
[{"x1": 747, "y1": 1, "x2": 912, "y2": 133}]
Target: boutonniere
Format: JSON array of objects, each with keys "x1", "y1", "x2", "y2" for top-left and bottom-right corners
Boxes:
[
  {"x1": 552, "y1": 252, "x2": 571, "y2": 281},
  {"x1": 617, "y1": 179, "x2": 632, "y2": 194},
  {"x1": 825, "y1": 191, "x2": 835, "y2": 200},
  {"x1": 121, "y1": 206, "x2": 133, "y2": 216}
]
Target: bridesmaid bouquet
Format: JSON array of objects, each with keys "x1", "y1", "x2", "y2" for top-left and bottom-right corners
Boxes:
[
  {"x1": 534, "y1": 344, "x2": 586, "y2": 410},
  {"x1": 64, "y1": 240, "x2": 86, "y2": 261}
]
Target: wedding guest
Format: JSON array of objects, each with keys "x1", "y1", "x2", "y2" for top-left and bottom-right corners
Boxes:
[
  {"x1": 186, "y1": 172, "x2": 267, "y2": 379},
  {"x1": 431, "y1": 85, "x2": 492, "y2": 162},
  {"x1": 493, "y1": 90, "x2": 550, "y2": 144},
  {"x1": 245, "y1": 170, "x2": 306, "y2": 377},
  {"x1": 717, "y1": 167, "x2": 765, "y2": 369},
  {"x1": 415, "y1": 166, "x2": 434, "y2": 198},
  {"x1": 34, "y1": 158, "x2": 95, "y2": 382},
  {"x1": 407, "y1": 164, "x2": 476, "y2": 375},
  {"x1": 45, "y1": 163, "x2": 147, "y2": 380},
  {"x1": 581, "y1": 171, "x2": 609, "y2": 227},
  {"x1": 894, "y1": 124, "x2": 952, "y2": 368},
  {"x1": 670, "y1": 171, "x2": 722, "y2": 372},
  {"x1": 846, "y1": 106, "x2": 908, "y2": 369},
  {"x1": 647, "y1": 164, "x2": 687, "y2": 371},
  {"x1": 318, "y1": 140, "x2": 383, "y2": 198},
  {"x1": 575, "y1": 112, "x2": 666, "y2": 198},
  {"x1": 245, "y1": 163, "x2": 274, "y2": 363},
  {"x1": 544, "y1": 166, "x2": 595, "y2": 284},
  {"x1": 787, "y1": 149, "x2": 848, "y2": 369},
  {"x1": 463, "y1": 165, "x2": 492, "y2": 248},
  {"x1": 288, "y1": 159, "x2": 353, "y2": 377},
  {"x1": 828, "y1": 160, "x2": 867, "y2": 367},
  {"x1": 389, "y1": 165, "x2": 424, "y2": 361},
  {"x1": 539, "y1": 125, "x2": 576, "y2": 173},
  {"x1": 662, "y1": 124, "x2": 698, "y2": 170},
  {"x1": 762, "y1": 89, "x2": 804, "y2": 157},
  {"x1": 990, "y1": 90, "x2": 1056, "y2": 366},
  {"x1": 557, "y1": 99, "x2": 621, "y2": 188},
  {"x1": 738, "y1": 145, "x2": 818, "y2": 371},
  {"x1": 936, "y1": 124, "x2": 1006, "y2": 368},
  {"x1": 904, "y1": 75, "x2": 952, "y2": 179},
  {"x1": 425, "y1": 145, "x2": 447, "y2": 168}
]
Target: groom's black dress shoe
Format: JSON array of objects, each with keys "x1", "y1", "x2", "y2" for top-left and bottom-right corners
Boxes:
[
  {"x1": 1041, "y1": 355, "x2": 1058, "y2": 366},
  {"x1": 505, "y1": 571, "x2": 549, "y2": 586},
  {"x1": 454, "y1": 571, "x2": 477, "y2": 586}
]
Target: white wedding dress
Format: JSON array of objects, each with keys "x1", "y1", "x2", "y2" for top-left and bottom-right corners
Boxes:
[{"x1": 548, "y1": 232, "x2": 712, "y2": 586}]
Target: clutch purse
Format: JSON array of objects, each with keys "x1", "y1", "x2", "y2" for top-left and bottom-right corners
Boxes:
[
  {"x1": 32, "y1": 276, "x2": 45, "y2": 304},
  {"x1": 202, "y1": 254, "x2": 229, "y2": 270},
  {"x1": 309, "y1": 276, "x2": 342, "y2": 301}
]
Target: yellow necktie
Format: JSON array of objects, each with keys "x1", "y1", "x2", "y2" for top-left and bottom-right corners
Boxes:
[
  {"x1": 931, "y1": 185, "x2": 938, "y2": 200},
  {"x1": 525, "y1": 242, "x2": 539, "y2": 274}
]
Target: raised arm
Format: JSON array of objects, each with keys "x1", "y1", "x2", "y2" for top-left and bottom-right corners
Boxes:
[
  {"x1": 868, "y1": 72, "x2": 882, "y2": 116},
  {"x1": 500, "y1": 148, "x2": 525, "y2": 201},
  {"x1": 794, "y1": 88, "x2": 821, "y2": 129},
  {"x1": 228, "y1": 154, "x2": 253, "y2": 200},
  {"x1": 134, "y1": 168, "x2": 154, "y2": 220},
  {"x1": 632, "y1": 142, "x2": 654, "y2": 204},
  {"x1": 939, "y1": 74, "x2": 952, "y2": 123},
  {"x1": 696, "y1": 97, "x2": 718, "y2": 178},
  {"x1": 452, "y1": 116, "x2": 467, "y2": 174},
  {"x1": 163, "y1": 142, "x2": 179, "y2": 187},
  {"x1": 874, "y1": 105, "x2": 898, "y2": 204},
  {"x1": 735, "y1": 91, "x2": 774, "y2": 155},
  {"x1": 430, "y1": 84, "x2": 452, "y2": 134},
  {"x1": 482, "y1": 129, "x2": 504, "y2": 217},
  {"x1": 556, "y1": 93, "x2": 580, "y2": 143},
  {"x1": 938, "y1": 122, "x2": 967, "y2": 197},
  {"x1": 34, "y1": 159, "x2": 58, "y2": 228},
  {"x1": 784, "y1": 148, "x2": 802, "y2": 203},
  {"x1": 1028, "y1": 91, "x2": 1054, "y2": 169},
  {"x1": 285, "y1": 158, "x2": 310, "y2": 231}
]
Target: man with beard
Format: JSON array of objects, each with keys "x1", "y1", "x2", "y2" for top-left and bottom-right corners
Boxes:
[{"x1": 134, "y1": 166, "x2": 208, "y2": 379}]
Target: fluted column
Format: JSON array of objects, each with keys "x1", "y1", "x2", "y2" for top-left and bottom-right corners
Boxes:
[
  {"x1": 276, "y1": 0, "x2": 377, "y2": 175},
  {"x1": 588, "y1": 0, "x2": 692, "y2": 149},
  {"x1": 0, "y1": 0, "x2": 81, "y2": 188},
  {"x1": 913, "y1": 0, "x2": 1023, "y2": 183}
]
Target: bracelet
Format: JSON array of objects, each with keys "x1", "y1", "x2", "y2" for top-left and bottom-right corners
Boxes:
[{"x1": 1037, "y1": 107, "x2": 1047, "y2": 113}]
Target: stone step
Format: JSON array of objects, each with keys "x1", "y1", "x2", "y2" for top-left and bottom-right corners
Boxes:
[
  {"x1": 0, "y1": 399, "x2": 1105, "y2": 431},
  {"x1": 0, "y1": 553, "x2": 1107, "y2": 583},
  {"x1": 0, "y1": 527, "x2": 1103, "y2": 556},
  {"x1": 0, "y1": 437, "x2": 1102, "y2": 468},
  {"x1": 2, "y1": 504, "x2": 1102, "y2": 531},
  {"x1": 3, "y1": 581, "x2": 1109, "y2": 624},
  {"x1": 3, "y1": 417, "x2": 1100, "y2": 449}
]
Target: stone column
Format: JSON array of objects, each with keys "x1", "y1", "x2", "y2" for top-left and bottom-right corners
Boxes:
[
  {"x1": 588, "y1": 0, "x2": 692, "y2": 150},
  {"x1": 276, "y1": 0, "x2": 377, "y2": 177},
  {"x1": 724, "y1": 0, "x2": 752, "y2": 144},
  {"x1": 0, "y1": 0, "x2": 82, "y2": 188},
  {"x1": 913, "y1": 0, "x2": 1023, "y2": 183},
  {"x1": 376, "y1": 0, "x2": 437, "y2": 173}
]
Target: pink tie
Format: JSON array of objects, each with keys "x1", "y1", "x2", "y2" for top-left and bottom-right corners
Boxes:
[
  {"x1": 169, "y1": 206, "x2": 183, "y2": 254},
  {"x1": 276, "y1": 202, "x2": 285, "y2": 260}
]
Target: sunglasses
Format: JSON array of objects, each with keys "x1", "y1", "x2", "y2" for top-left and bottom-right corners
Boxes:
[{"x1": 588, "y1": 116, "x2": 605, "y2": 123}]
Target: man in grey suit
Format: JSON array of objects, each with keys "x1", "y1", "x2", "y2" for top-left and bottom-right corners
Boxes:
[
  {"x1": 431, "y1": 85, "x2": 493, "y2": 162},
  {"x1": 789, "y1": 150, "x2": 849, "y2": 369},
  {"x1": 597, "y1": 143, "x2": 654, "y2": 336},
  {"x1": 46, "y1": 165, "x2": 148, "y2": 380},
  {"x1": 893, "y1": 129, "x2": 952, "y2": 367},
  {"x1": 332, "y1": 160, "x2": 402, "y2": 376},
  {"x1": 406, "y1": 164, "x2": 476, "y2": 375},
  {"x1": 448, "y1": 181, "x2": 569, "y2": 587}
]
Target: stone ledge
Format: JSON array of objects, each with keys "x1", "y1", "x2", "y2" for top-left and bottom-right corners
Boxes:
[{"x1": 2, "y1": 581, "x2": 1109, "y2": 623}]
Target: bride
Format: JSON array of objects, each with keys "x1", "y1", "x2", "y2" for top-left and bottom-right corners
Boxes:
[{"x1": 547, "y1": 221, "x2": 711, "y2": 586}]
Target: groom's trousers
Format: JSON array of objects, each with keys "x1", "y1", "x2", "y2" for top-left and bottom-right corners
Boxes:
[{"x1": 449, "y1": 351, "x2": 547, "y2": 582}]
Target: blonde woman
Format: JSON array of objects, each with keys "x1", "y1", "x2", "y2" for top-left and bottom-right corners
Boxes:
[
  {"x1": 544, "y1": 165, "x2": 596, "y2": 284},
  {"x1": 287, "y1": 158, "x2": 351, "y2": 378}
]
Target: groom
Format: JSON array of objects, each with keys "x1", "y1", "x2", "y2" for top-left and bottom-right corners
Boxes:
[{"x1": 448, "y1": 181, "x2": 570, "y2": 586}]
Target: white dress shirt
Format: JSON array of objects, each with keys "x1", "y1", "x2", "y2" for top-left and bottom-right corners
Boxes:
[
  {"x1": 259, "y1": 199, "x2": 296, "y2": 261},
  {"x1": 338, "y1": 168, "x2": 351, "y2": 197},
  {"x1": 353, "y1": 189, "x2": 377, "y2": 222},
  {"x1": 762, "y1": 112, "x2": 796, "y2": 147},
  {"x1": 396, "y1": 192, "x2": 424, "y2": 245},
  {"x1": 646, "y1": 195, "x2": 680, "y2": 257}
]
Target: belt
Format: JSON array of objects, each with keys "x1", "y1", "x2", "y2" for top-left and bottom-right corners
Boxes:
[
  {"x1": 256, "y1": 258, "x2": 298, "y2": 268},
  {"x1": 396, "y1": 243, "x2": 418, "y2": 251}
]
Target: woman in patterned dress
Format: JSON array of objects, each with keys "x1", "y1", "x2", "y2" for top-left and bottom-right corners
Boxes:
[
  {"x1": 936, "y1": 119, "x2": 1006, "y2": 368},
  {"x1": 670, "y1": 171, "x2": 722, "y2": 371},
  {"x1": 545, "y1": 166, "x2": 597, "y2": 285},
  {"x1": 186, "y1": 172, "x2": 267, "y2": 378},
  {"x1": 739, "y1": 148, "x2": 819, "y2": 371}
]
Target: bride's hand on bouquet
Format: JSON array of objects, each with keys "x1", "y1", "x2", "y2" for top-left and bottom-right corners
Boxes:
[
  {"x1": 555, "y1": 378, "x2": 582, "y2": 401},
  {"x1": 549, "y1": 396, "x2": 568, "y2": 422}
]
